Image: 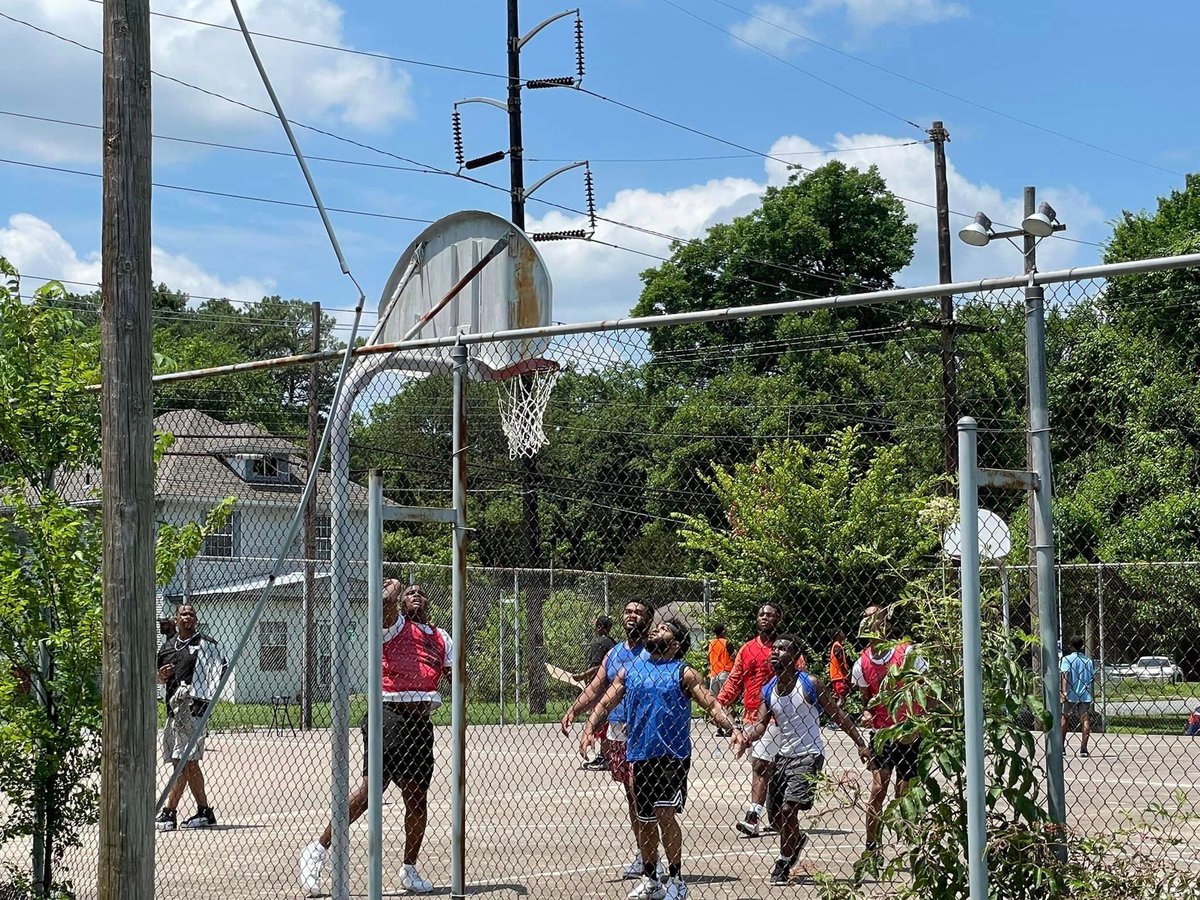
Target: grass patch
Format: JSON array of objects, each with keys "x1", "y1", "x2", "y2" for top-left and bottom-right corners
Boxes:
[{"x1": 1100, "y1": 680, "x2": 1195, "y2": 701}]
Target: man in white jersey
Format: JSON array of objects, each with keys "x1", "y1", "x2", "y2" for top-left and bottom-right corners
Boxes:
[{"x1": 734, "y1": 633, "x2": 870, "y2": 885}]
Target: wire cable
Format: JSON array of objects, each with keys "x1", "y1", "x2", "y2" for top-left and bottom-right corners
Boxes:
[
  {"x1": 657, "y1": 0, "x2": 924, "y2": 132},
  {"x1": 702, "y1": 0, "x2": 1185, "y2": 179}
]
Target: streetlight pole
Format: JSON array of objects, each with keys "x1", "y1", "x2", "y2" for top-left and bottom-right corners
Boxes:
[{"x1": 958, "y1": 187, "x2": 1068, "y2": 835}]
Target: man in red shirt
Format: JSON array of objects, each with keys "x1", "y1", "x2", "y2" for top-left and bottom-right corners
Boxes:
[{"x1": 717, "y1": 602, "x2": 806, "y2": 836}]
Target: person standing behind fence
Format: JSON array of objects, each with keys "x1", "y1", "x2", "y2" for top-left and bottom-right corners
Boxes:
[
  {"x1": 582, "y1": 618, "x2": 738, "y2": 900},
  {"x1": 707, "y1": 623, "x2": 734, "y2": 736},
  {"x1": 561, "y1": 600, "x2": 653, "y2": 879},
  {"x1": 716, "y1": 602, "x2": 806, "y2": 837},
  {"x1": 828, "y1": 630, "x2": 851, "y2": 710},
  {"x1": 576, "y1": 615, "x2": 618, "y2": 770},
  {"x1": 299, "y1": 581, "x2": 451, "y2": 896},
  {"x1": 852, "y1": 605, "x2": 927, "y2": 880},
  {"x1": 1060, "y1": 636, "x2": 1096, "y2": 758},
  {"x1": 155, "y1": 603, "x2": 226, "y2": 832}
]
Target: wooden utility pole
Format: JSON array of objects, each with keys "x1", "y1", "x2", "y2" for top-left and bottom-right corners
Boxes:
[
  {"x1": 507, "y1": 0, "x2": 548, "y2": 714},
  {"x1": 302, "y1": 301, "x2": 320, "y2": 729},
  {"x1": 929, "y1": 121, "x2": 958, "y2": 477},
  {"x1": 98, "y1": 1, "x2": 155, "y2": 898}
]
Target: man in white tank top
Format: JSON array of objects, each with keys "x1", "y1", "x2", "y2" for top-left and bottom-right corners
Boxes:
[{"x1": 734, "y1": 633, "x2": 870, "y2": 886}]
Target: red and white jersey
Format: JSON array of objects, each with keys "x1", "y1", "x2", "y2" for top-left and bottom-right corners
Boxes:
[
  {"x1": 382, "y1": 615, "x2": 453, "y2": 707},
  {"x1": 852, "y1": 642, "x2": 927, "y2": 729}
]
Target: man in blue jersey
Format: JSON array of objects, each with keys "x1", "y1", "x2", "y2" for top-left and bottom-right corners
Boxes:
[
  {"x1": 561, "y1": 600, "x2": 655, "y2": 878},
  {"x1": 734, "y1": 634, "x2": 871, "y2": 885},
  {"x1": 582, "y1": 618, "x2": 737, "y2": 900}
]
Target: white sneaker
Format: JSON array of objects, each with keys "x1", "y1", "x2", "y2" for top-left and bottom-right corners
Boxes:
[
  {"x1": 626, "y1": 874, "x2": 667, "y2": 900},
  {"x1": 622, "y1": 853, "x2": 644, "y2": 879},
  {"x1": 298, "y1": 842, "x2": 327, "y2": 897},
  {"x1": 664, "y1": 876, "x2": 688, "y2": 900},
  {"x1": 400, "y1": 863, "x2": 433, "y2": 893}
]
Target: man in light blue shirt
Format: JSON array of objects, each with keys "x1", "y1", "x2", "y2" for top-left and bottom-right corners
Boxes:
[{"x1": 1060, "y1": 636, "x2": 1096, "y2": 757}]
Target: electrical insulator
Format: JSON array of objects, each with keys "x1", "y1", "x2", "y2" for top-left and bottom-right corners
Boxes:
[
  {"x1": 452, "y1": 109, "x2": 464, "y2": 168},
  {"x1": 584, "y1": 167, "x2": 597, "y2": 232},
  {"x1": 526, "y1": 76, "x2": 576, "y2": 90},
  {"x1": 575, "y1": 16, "x2": 586, "y2": 81},
  {"x1": 532, "y1": 229, "x2": 589, "y2": 242}
]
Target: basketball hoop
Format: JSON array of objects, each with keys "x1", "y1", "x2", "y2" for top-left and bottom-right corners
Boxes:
[{"x1": 490, "y1": 358, "x2": 560, "y2": 459}]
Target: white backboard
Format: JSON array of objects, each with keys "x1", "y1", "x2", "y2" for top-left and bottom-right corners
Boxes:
[{"x1": 942, "y1": 508, "x2": 1013, "y2": 562}]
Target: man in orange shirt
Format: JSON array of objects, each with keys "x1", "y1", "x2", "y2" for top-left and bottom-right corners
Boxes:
[
  {"x1": 708, "y1": 623, "x2": 734, "y2": 737},
  {"x1": 828, "y1": 629, "x2": 851, "y2": 709}
]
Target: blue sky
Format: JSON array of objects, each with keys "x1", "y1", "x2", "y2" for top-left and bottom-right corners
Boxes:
[{"x1": 1, "y1": 0, "x2": 1196, "y2": 337}]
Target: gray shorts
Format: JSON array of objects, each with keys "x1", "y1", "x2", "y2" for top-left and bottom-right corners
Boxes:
[
  {"x1": 1064, "y1": 700, "x2": 1092, "y2": 723},
  {"x1": 161, "y1": 702, "x2": 207, "y2": 763},
  {"x1": 709, "y1": 672, "x2": 729, "y2": 696},
  {"x1": 769, "y1": 753, "x2": 824, "y2": 810}
]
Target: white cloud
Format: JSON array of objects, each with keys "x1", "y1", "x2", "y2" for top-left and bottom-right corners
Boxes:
[
  {"x1": 527, "y1": 133, "x2": 1104, "y2": 322},
  {"x1": 730, "y1": 4, "x2": 813, "y2": 55},
  {"x1": 0, "y1": 213, "x2": 274, "y2": 302},
  {"x1": 728, "y1": 0, "x2": 964, "y2": 55},
  {"x1": 3, "y1": 0, "x2": 413, "y2": 163}
]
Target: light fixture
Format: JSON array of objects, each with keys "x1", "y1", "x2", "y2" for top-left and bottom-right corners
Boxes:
[
  {"x1": 1022, "y1": 201, "x2": 1058, "y2": 238},
  {"x1": 958, "y1": 211, "x2": 993, "y2": 247}
]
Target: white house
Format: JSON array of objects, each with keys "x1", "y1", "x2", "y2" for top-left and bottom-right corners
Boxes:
[{"x1": 65, "y1": 409, "x2": 381, "y2": 704}]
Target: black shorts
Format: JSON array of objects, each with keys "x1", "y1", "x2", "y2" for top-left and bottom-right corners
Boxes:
[
  {"x1": 871, "y1": 736, "x2": 921, "y2": 783},
  {"x1": 769, "y1": 753, "x2": 824, "y2": 810},
  {"x1": 360, "y1": 704, "x2": 435, "y2": 789},
  {"x1": 631, "y1": 756, "x2": 690, "y2": 823}
]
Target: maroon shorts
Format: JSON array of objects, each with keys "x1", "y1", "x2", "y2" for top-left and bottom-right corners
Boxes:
[
  {"x1": 605, "y1": 740, "x2": 633, "y2": 788},
  {"x1": 831, "y1": 679, "x2": 850, "y2": 700}
]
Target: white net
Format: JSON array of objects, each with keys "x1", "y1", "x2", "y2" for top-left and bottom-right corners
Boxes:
[{"x1": 497, "y1": 366, "x2": 560, "y2": 459}]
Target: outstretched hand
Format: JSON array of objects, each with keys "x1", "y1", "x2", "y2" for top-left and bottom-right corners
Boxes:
[{"x1": 560, "y1": 707, "x2": 577, "y2": 736}]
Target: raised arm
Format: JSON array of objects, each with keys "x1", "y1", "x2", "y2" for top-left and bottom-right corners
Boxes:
[
  {"x1": 682, "y1": 667, "x2": 736, "y2": 732},
  {"x1": 382, "y1": 579, "x2": 401, "y2": 630},
  {"x1": 560, "y1": 656, "x2": 611, "y2": 735},
  {"x1": 814, "y1": 675, "x2": 870, "y2": 763},
  {"x1": 580, "y1": 670, "x2": 627, "y2": 757}
]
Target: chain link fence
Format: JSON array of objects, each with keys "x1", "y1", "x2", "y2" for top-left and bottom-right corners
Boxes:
[{"x1": 5, "y1": 265, "x2": 1200, "y2": 897}]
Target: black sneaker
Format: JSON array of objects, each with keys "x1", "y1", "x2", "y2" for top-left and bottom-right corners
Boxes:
[
  {"x1": 1079, "y1": 749, "x2": 1090, "y2": 758},
  {"x1": 155, "y1": 808, "x2": 177, "y2": 832},
  {"x1": 735, "y1": 809, "x2": 761, "y2": 837},
  {"x1": 182, "y1": 806, "x2": 216, "y2": 829},
  {"x1": 581, "y1": 756, "x2": 609, "y2": 771},
  {"x1": 769, "y1": 858, "x2": 791, "y2": 885}
]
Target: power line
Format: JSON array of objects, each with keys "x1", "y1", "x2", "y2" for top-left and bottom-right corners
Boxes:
[
  {"x1": 656, "y1": 0, "x2": 924, "y2": 132},
  {"x1": 0, "y1": 156, "x2": 434, "y2": 225},
  {"x1": 529, "y1": 140, "x2": 928, "y2": 164},
  {"x1": 79, "y1": 0, "x2": 511, "y2": 81},
  {"x1": 702, "y1": 0, "x2": 1186, "y2": 179}
]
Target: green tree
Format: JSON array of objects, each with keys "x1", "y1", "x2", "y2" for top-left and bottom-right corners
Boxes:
[
  {"x1": 0, "y1": 266, "x2": 231, "y2": 897},
  {"x1": 678, "y1": 429, "x2": 938, "y2": 652}
]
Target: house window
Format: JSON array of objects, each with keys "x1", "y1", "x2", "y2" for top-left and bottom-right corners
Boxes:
[
  {"x1": 250, "y1": 456, "x2": 289, "y2": 483},
  {"x1": 201, "y1": 513, "x2": 236, "y2": 558},
  {"x1": 315, "y1": 515, "x2": 331, "y2": 561},
  {"x1": 259, "y1": 620, "x2": 288, "y2": 672}
]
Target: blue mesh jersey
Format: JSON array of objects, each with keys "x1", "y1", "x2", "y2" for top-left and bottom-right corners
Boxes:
[
  {"x1": 1060, "y1": 652, "x2": 1095, "y2": 703},
  {"x1": 604, "y1": 642, "x2": 649, "y2": 725},
  {"x1": 625, "y1": 658, "x2": 691, "y2": 762}
]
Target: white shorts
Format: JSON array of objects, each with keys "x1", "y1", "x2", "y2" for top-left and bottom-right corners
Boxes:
[
  {"x1": 161, "y1": 703, "x2": 207, "y2": 763},
  {"x1": 751, "y1": 722, "x2": 782, "y2": 762}
]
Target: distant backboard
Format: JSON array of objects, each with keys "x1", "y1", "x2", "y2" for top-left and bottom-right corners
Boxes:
[
  {"x1": 942, "y1": 508, "x2": 1013, "y2": 562},
  {"x1": 375, "y1": 210, "x2": 553, "y2": 378}
]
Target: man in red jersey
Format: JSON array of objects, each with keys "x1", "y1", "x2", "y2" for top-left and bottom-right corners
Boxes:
[{"x1": 717, "y1": 602, "x2": 806, "y2": 836}]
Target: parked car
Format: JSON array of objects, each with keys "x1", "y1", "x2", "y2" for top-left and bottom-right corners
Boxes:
[{"x1": 1106, "y1": 657, "x2": 1184, "y2": 683}]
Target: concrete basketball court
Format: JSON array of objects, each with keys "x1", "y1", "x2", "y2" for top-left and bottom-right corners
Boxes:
[{"x1": 7, "y1": 723, "x2": 1200, "y2": 898}]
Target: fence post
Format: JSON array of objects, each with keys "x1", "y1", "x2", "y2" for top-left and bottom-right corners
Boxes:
[
  {"x1": 366, "y1": 472, "x2": 384, "y2": 900},
  {"x1": 703, "y1": 579, "x2": 712, "y2": 617},
  {"x1": 957, "y1": 417, "x2": 988, "y2": 900},
  {"x1": 450, "y1": 344, "x2": 469, "y2": 899},
  {"x1": 515, "y1": 570, "x2": 522, "y2": 726},
  {"x1": 1026, "y1": 277, "x2": 1066, "y2": 831},
  {"x1": 603, "y1": 573, "x2": 610, "y2": 617},
  {"x1": 1098, "y1": 564, "x2": 1106, "y2": 725}
]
